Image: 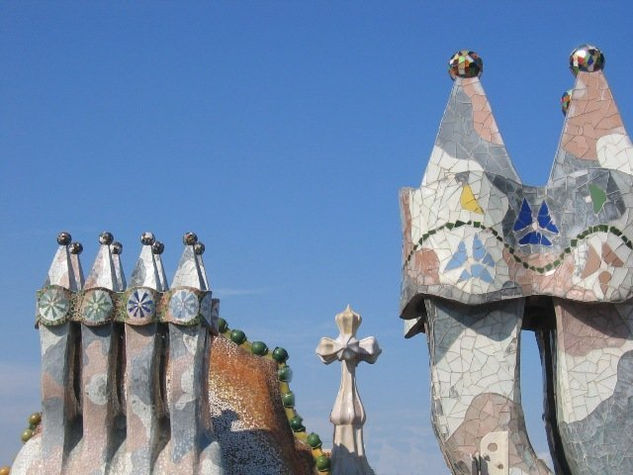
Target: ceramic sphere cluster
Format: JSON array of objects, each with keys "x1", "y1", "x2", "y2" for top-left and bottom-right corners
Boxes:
[{"x1": 446, "y1": 45, "x2": 606, "y2": 118}]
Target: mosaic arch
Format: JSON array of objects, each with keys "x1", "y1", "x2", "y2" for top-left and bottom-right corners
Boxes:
[{"x1": 400, "y1": 45, "x2": 633, "y2": 474}]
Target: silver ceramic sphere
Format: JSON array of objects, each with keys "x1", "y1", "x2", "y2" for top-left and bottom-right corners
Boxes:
[
  {"x1": 183, "y1": 232, "x2": 198, "y2": 246},
  {"x1": 152, "y1": 241, "x2": 165, "y2": 255},
  {"x1": 194, "y1": 242, "x2": 205, "y2": 255},
  {"x1": 111, "y1": 241, "x2": 123, "y2": 255},
  {"x1": 99, "y1": 231, "x2": 114, "y2": 245},
  {"x1": 140, "y1": 232, "x2": 155, "y2": 245},
  {"x1": 69, "y1": 242, "x2": 83, "y2": 255},
  {"x1": 57, "y1": 232, "x2": 72, "y2": 246}
]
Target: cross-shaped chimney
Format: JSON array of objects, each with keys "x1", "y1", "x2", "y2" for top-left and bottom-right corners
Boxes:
[{"x1": 316, "y1": 305, "x2": 381, "y2": 475}]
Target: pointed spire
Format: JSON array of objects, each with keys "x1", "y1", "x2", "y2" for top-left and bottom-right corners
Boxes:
[
  {"x1": 69, "y1": 241, "x2": 85, "y2": 291},
  {"x1": 44, "y1": 232, "x2": 80, "y2": 291},
  {"x1": 171, "y1": 232, "x2": 209, "y2": 291},
  {"x1": 111, "y1": 241, "x2": 126, "y2": 291},
  {"x1": 129, "y1": 232, "x2": 162, "y2": 291},
  {"x1": 194, "y1": 241, "x2": 210, "y2": 290},
  {"x1": 550, "y1": 45, "x2": 633, "y2": 180},
  {"x1": 152, "y1": 240, "x2": 169, "y2": 291},
  {"x1": 84, "y1": 231, "x2": 118, "y2": 291},
  {"x1": 423, "y1": 50, "x2": 520, "y2": 186}
]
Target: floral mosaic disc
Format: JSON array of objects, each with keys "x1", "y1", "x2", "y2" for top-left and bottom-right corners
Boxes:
[
  {"x1": 81, "y1": 289, "x2": 114, "y2": 324},
  {"x1": 168, "y1": 289, "x2": 200, "y2": 324},
  {"x1": 38, "y1": 287, "x2": 70, "y2": 324},
  {"x1": 126, "y1": 288, "x2": 155, "y2": 320}
]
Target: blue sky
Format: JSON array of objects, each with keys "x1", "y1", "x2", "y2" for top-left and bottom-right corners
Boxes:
[{"x1": 1, "y1": 2, "x2": 632, "y2": 473}]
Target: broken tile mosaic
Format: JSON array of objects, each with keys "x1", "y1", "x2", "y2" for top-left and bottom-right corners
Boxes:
[{"x1": 401, "y1": 45, "x2": 633, "y2": 475}]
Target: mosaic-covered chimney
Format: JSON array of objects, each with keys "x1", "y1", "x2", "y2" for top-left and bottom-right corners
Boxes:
[
  {"x1": 13, "y1": 231, "x2": 225, "y2": 474},
  {"x1": 400, "y1": 45, "x2": 633, "y2": 474}
]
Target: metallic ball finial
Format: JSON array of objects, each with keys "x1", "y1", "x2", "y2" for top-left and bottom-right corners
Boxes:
[
  {"x1": 99, "y1": 231, "x2": 114, "y2": 245},
  {"x1": 57, "y1": 231, "x2": 72, "y2": 246},
  {"x1": 183, "y1": 232, "x2": 198, "y2": 246},
  {"x1": 570, "y1": 44, "x2": 604, "y2": 75},
  {"x1": 561, "y1": 89, "x2": 573, "y2": 116},
  {"x1": 69, "y1": 242, "x2": 83, "y2": 255},
  {"x1": 194, "y1": 242, "x2": 205, "y2": 255},
  {"x1": 448, "y1": 50, "x2": 483, "y2": 80},
  {"x1": 111, "y1": 241, "x2": 123, "y2": 255},
  {"x1": 152, "y1": 241, "x2": 165, "y2": 255},
  {"x1": 140, "y1": 232, "x2": 156, "y2": 246}
]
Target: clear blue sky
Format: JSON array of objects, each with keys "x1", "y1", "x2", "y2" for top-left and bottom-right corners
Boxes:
[{"x1": 1, "y1": 2, "x2": 632, "y2": 473}]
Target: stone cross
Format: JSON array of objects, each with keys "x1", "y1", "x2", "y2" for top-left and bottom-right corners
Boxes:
[{"x1": 316, "y1": 305, "x2": 381, "y2": 475}]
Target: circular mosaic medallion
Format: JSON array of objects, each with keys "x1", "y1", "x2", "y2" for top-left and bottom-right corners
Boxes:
[
  {"x1": 168, "y1": 289, "x2": 200, "y2": 324},
  {"x1": 38, "y1": 287, "x2": 70, "y2": 325},
  {"x1": 81, "y1": 289, "x2": 114, "y2": 324},
  {"x1": 126, "y1": 288, "x2": 155, "y2": 320}
]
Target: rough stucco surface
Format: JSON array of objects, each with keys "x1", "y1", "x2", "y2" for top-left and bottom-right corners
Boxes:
[{"x1": 209, "y1": 335, "x2": 314, "y2": 474}]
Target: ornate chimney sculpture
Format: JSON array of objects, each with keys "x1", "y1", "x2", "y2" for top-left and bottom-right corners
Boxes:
[
  {"x1": 79, "y1": 231, "x2": 125, "y2": 471},
  {"x1": 12, "y1": 232, "x2": 225, "y2": 474},
  {"x1": 37, "y1": 231, "x2": 83, "y2": 475},
  {"x1": 7, "y1": 230, "x2": 332, "y2": 474},
  {"x1": 160, "y1": 232, "x2": 222, "y2": 473},
  {"x1": 400, "y1": 45, "x2": 633, "y2": 474},
  {"x1": 316, "y1": 305, "x2": 381, "y2": 475},
  {"x1": 123, "y1": 232, "x2": 165, "y2": 473}
]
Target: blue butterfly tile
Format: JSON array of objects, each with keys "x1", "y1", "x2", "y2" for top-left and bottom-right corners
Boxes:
[
  {"x1": 446, "y1": 241, "x2": 467, "y2": 270},
  {"x1": 513, "y1": 199, "x2": 533, "y2": 232},
  {"x1": 537, "y1": 201, "x2": 559, "y2": 234}
]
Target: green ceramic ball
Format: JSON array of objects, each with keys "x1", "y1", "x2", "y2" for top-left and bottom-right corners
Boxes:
[
  {"x1": 281, "y1": 391, "x2": 295, "y2": 408},
  {"x1": 316, "y1": 455, "x2": 331, "y2": 471},
  {"x1": 289, "y1": 415, "x2": 305, "y2": 432},
  {"x1": 230, "y1": 329, "x2": 246, "y2": 345},
  {"x1": 28, "y1": 412, "x2": 41, "y2": 426},
  {"x1": 307, "y1": 432, "x2": 322, "y2": 449},
  {"x1": 251, "y1": 341, "x2": 268, "y2": 356},
  {"x1": 21, "y1": 429, "x2": 33, "y2": 443},
  {"x1": 272, "y1": 347, "x2": 289, "y2": 363},
  {"x1": 278, "y1": 366, "x2": 293, "y2": 382}
]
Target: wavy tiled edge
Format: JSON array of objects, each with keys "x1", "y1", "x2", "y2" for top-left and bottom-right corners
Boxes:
[{"x1": 405, "y1": 219, "x2": 631, "y2": 274}]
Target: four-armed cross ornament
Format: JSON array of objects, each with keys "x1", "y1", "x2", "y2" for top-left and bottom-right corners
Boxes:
[{"x1": 316, "y1": 305, "x2": 381, "y2": 475}]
